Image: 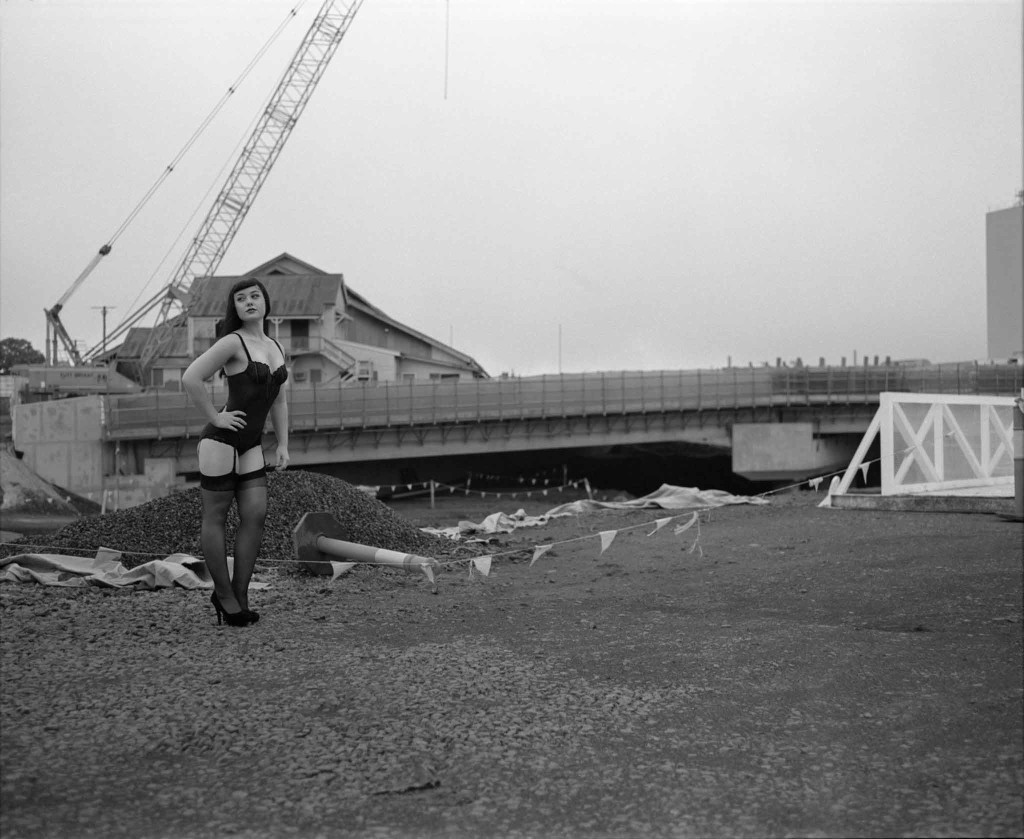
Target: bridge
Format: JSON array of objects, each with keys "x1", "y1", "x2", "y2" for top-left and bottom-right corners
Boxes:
[{"x1": 91, "y1": 361, "x2": 1021, "y2": 489}]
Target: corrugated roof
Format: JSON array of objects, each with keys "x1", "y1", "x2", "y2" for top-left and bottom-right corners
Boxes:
[
  {"x1": 117, "y1": 325, "x2": 189, "y2": 359},
  {"x1": 188, "y1": 274, "x2": 343, "y2": 318}
]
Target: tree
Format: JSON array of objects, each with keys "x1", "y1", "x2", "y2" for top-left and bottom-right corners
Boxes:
[{"x1": 0, "y1": 338, "x2": 45, "y2": 374}]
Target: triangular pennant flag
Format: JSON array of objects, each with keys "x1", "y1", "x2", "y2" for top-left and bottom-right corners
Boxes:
[
  {"x1": 472, "y1": 556, "x2": 492, "y2": 577},
  {"x1": 330, "y1": 561, "x2": 355, "y2": 580},
  {"x1": 808, "y1": 477, "x2": 823, "y2": 490},
  {"x1": 542, "y1": 489, "x2": 548, "y2": 496},
  {"x1": 407, "y1": 484, "x2": 413, "y2": 491},
  {"x1": 648, "y1": 517, "x2": 672, "y2": 536},
  {"x1": 860, "y1": 462, "x2": 870, "y2": 482},
  {"x1": 598, "y1": 530, "x2": 617, "y2": 554},
  {"x1": 674, "y1": 512, "x2": 698, "y2": 535},
  {"x1": 530, "y1": 545, "x2": 553, "y2": 566}
]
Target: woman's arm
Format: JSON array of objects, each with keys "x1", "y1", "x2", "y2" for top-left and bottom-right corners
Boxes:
[
  {"x1": 269, "y1": 383, "x2": 290, "y2": 470},
  {"x1": 182, "y1": 336, "x2": 245, "y2": 429}
]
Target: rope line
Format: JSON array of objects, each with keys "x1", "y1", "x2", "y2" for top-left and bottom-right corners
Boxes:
[
  {"x1": 104, "y1": 2, "x2": 306, "y2": 247},
  {"x1": 1, "y1": 459, "x2": 880, "y2": 571}
]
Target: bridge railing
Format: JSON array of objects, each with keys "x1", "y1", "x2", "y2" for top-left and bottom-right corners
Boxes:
[{"x1": 103, "y1": 363, "x2": 1023, "y2": 440}]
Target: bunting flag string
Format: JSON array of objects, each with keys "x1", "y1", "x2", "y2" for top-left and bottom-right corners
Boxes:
[
  {"x1": 330, "y1": 561, "x2": 356, "y2": 580},
  {"x1": 647, "y1": 517, "x2": 672, "y2": 536},
  {"x1": 8, "y1": 457, "x2": 890, "y2": 583},
  {"x1": 530, "y1": 544, "x2": 553, "y2": 566},
  {"x1": 363, "y1": 477, "x2": 589, "y2": 501},
  {"x1": 436, "y1": 504, "x2": 711, "y2": 575},
  {"x1": 673, "y1": 512, "x2": 698, "y2": 536},
  {"x1": 432, "y1": 455, "x2": 900, "y2": 579},
  {"x1": 358, "y1": 465, "x2": 583, "y2": 502}
]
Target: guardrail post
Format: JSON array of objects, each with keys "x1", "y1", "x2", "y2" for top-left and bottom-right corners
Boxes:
[{"x1": 153, "y1": 387, "x2": 161, "y2": 439}]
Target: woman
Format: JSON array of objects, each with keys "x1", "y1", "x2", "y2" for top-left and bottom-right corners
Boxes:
[{"x1": 182, "y1": 278, "x2": 289, "y2": 627}]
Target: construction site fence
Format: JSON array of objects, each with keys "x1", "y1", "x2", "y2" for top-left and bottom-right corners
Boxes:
[{"x1": 103, "y1": 363, "x2": 1024, "y2": 441}]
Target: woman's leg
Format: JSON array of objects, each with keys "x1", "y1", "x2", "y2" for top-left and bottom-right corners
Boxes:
[
  {"x1": 232, "y1": 446, "x2": 268, "y2": 611},
  {"x1": 198, "y1": 439, "x2": 245, "y2": 614}
]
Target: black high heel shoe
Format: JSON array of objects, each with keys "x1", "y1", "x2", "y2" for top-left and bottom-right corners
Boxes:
[{"x1": 210, "y1": 592, "x2": 254, "y2": 627}]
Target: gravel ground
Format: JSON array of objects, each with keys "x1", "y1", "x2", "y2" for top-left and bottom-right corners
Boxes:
[{"x1": 1, "y1": 488, "x2": 1021, "y2": 839}]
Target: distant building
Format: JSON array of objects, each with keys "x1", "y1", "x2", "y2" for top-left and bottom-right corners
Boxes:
[
  {"x1": 986, "y1": 202, "x2": 1023, "y2": 363},
  {"x1": 111, "y1": 253, "x2": 488, "y2": 388}
]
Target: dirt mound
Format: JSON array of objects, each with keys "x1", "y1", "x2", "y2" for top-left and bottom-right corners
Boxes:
[
  {"x1": 0, "y1": 450, "x2": 79, "y2": 517},
  {"x1": 2, "y1": 469, "x2": 459, "y2": 569}
]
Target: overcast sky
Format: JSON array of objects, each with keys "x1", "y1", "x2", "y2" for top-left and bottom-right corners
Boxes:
[{"x1": 1, "y1": 0, "x2": 1020, "y2": 376}]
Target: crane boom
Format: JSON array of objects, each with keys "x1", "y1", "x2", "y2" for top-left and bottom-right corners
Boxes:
[
  {"x1": 44, "y1": 244, "x2": 112, "y2": 364},
  {"x1": 122, "y1": 0, "x2": 364, "y2": 376}
]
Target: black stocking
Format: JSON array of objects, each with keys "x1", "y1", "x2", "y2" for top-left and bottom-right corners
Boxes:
[
  {"x1": 232, "y1": 476, "x2": 267, "y2": 610},
  {"x1": 201, "y1": 488, "x2": 242, "y2": 611}
]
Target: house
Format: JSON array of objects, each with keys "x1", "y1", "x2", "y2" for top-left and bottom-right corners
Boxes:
[{"x1": 112, "y1": 253, "x2": 488, "y2": 388}]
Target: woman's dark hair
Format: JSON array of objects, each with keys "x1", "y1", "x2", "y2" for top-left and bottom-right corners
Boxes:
[{"x1": 215, "y1": 278, "x2": 272, "y2": 338}]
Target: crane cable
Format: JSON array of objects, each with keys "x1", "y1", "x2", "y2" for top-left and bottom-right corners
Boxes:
[
  {"x1": 115, "y1": 84, "x2": 273, "y2": 330},
  {"x1": 102, "y1": 0, "x2": 309, "y2": 250}
]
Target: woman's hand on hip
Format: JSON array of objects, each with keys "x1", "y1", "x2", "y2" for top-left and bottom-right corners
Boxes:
[{"x1": 212, "y1": 410, "x2": 246, "y2": 431}]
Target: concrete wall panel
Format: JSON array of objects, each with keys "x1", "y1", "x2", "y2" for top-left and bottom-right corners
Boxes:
[
  {"x1": 41, "y1": 401, "x2": 78, "y2": 443},
  {"x1": 29, "y1": 442, "x2": 70, "y2": 489},
  {"x1": 14, "y1": 403, "x2": 43, "y2": 444},
  {"x1": 69, "y1": 443, "x2": 103, "y2": 492},
  {"x1": 732, "y1": 422, "x2": 858, "y2": 481}
]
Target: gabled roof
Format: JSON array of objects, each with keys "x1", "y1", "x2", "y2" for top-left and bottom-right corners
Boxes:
[
  {"x1": 116, "y1": 324, "x2": 189, "y2": 362},
  {"x1": 344, "y1": 286, "x2": 485, "y2": 372},
  {"x1": 105, "y1": 253, "x2": 488, "y2": 376},
  {"x1": 243, "y1": 252, "x2": 328, "y2": 276},
  {"x1": 188, "y1": 274, "x2": 344, "y2": 319}
]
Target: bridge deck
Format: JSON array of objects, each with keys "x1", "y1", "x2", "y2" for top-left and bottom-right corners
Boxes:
[{"x1": 105, "y1": 363, "x2": 1022, "y2": 442}]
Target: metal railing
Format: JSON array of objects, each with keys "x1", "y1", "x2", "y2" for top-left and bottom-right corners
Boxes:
[
  {"x1": 103, "y1": 363, "x2": 1023, "y2": 440},
  {"x1": 833, "y1": 392, "x2": 1018, "y2": 496}
]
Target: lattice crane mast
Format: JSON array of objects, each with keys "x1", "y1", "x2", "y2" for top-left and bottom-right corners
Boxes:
[{"x1": 92, "y1": 0, "x2": 363, "y2": 378}]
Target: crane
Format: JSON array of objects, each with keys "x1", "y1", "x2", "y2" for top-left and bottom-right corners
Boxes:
[
  {"x1": 75, "y1": 0, "x2": 364, "y2": 380},
  {"x1": 44, "y1": 244, "x2": 112, "y2": 364}
]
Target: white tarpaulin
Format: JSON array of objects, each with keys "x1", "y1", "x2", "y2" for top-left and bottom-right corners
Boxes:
[
  {"x1": 424, "y1": 484, "x2": 767, "y2": 539},
  {"x1": 0, "y1": 548, "x2": 269, "y2": 591}
]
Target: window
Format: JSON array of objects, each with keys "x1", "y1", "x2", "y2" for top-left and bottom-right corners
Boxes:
[{"x1": 291, "y1": 320, "x2": 309, "y2": 351}]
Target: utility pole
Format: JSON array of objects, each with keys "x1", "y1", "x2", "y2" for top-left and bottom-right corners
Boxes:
[{"x1": 92, "y1": 306, "x2": 115, "y2": 357}]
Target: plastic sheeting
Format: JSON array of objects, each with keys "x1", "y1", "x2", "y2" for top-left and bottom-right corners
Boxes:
[
  {"x1": 424, "y1": 484, "x2": 767, "y2": 539},
  {"x1": 0, "y1": 548, "x2": 269, "y2": 591}
]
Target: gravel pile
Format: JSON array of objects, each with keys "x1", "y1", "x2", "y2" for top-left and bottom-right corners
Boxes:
[{"x1": 1, "y1": 470, "x2": 459, "y2": 569}]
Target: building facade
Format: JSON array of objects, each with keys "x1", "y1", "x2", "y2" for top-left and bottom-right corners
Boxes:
[
  {"x1": 114, "y1": 253, "x2": 488, "y2": 388},
  {"x1": 986, "y1": 202, "x2": 1024, "y2": 363}
]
